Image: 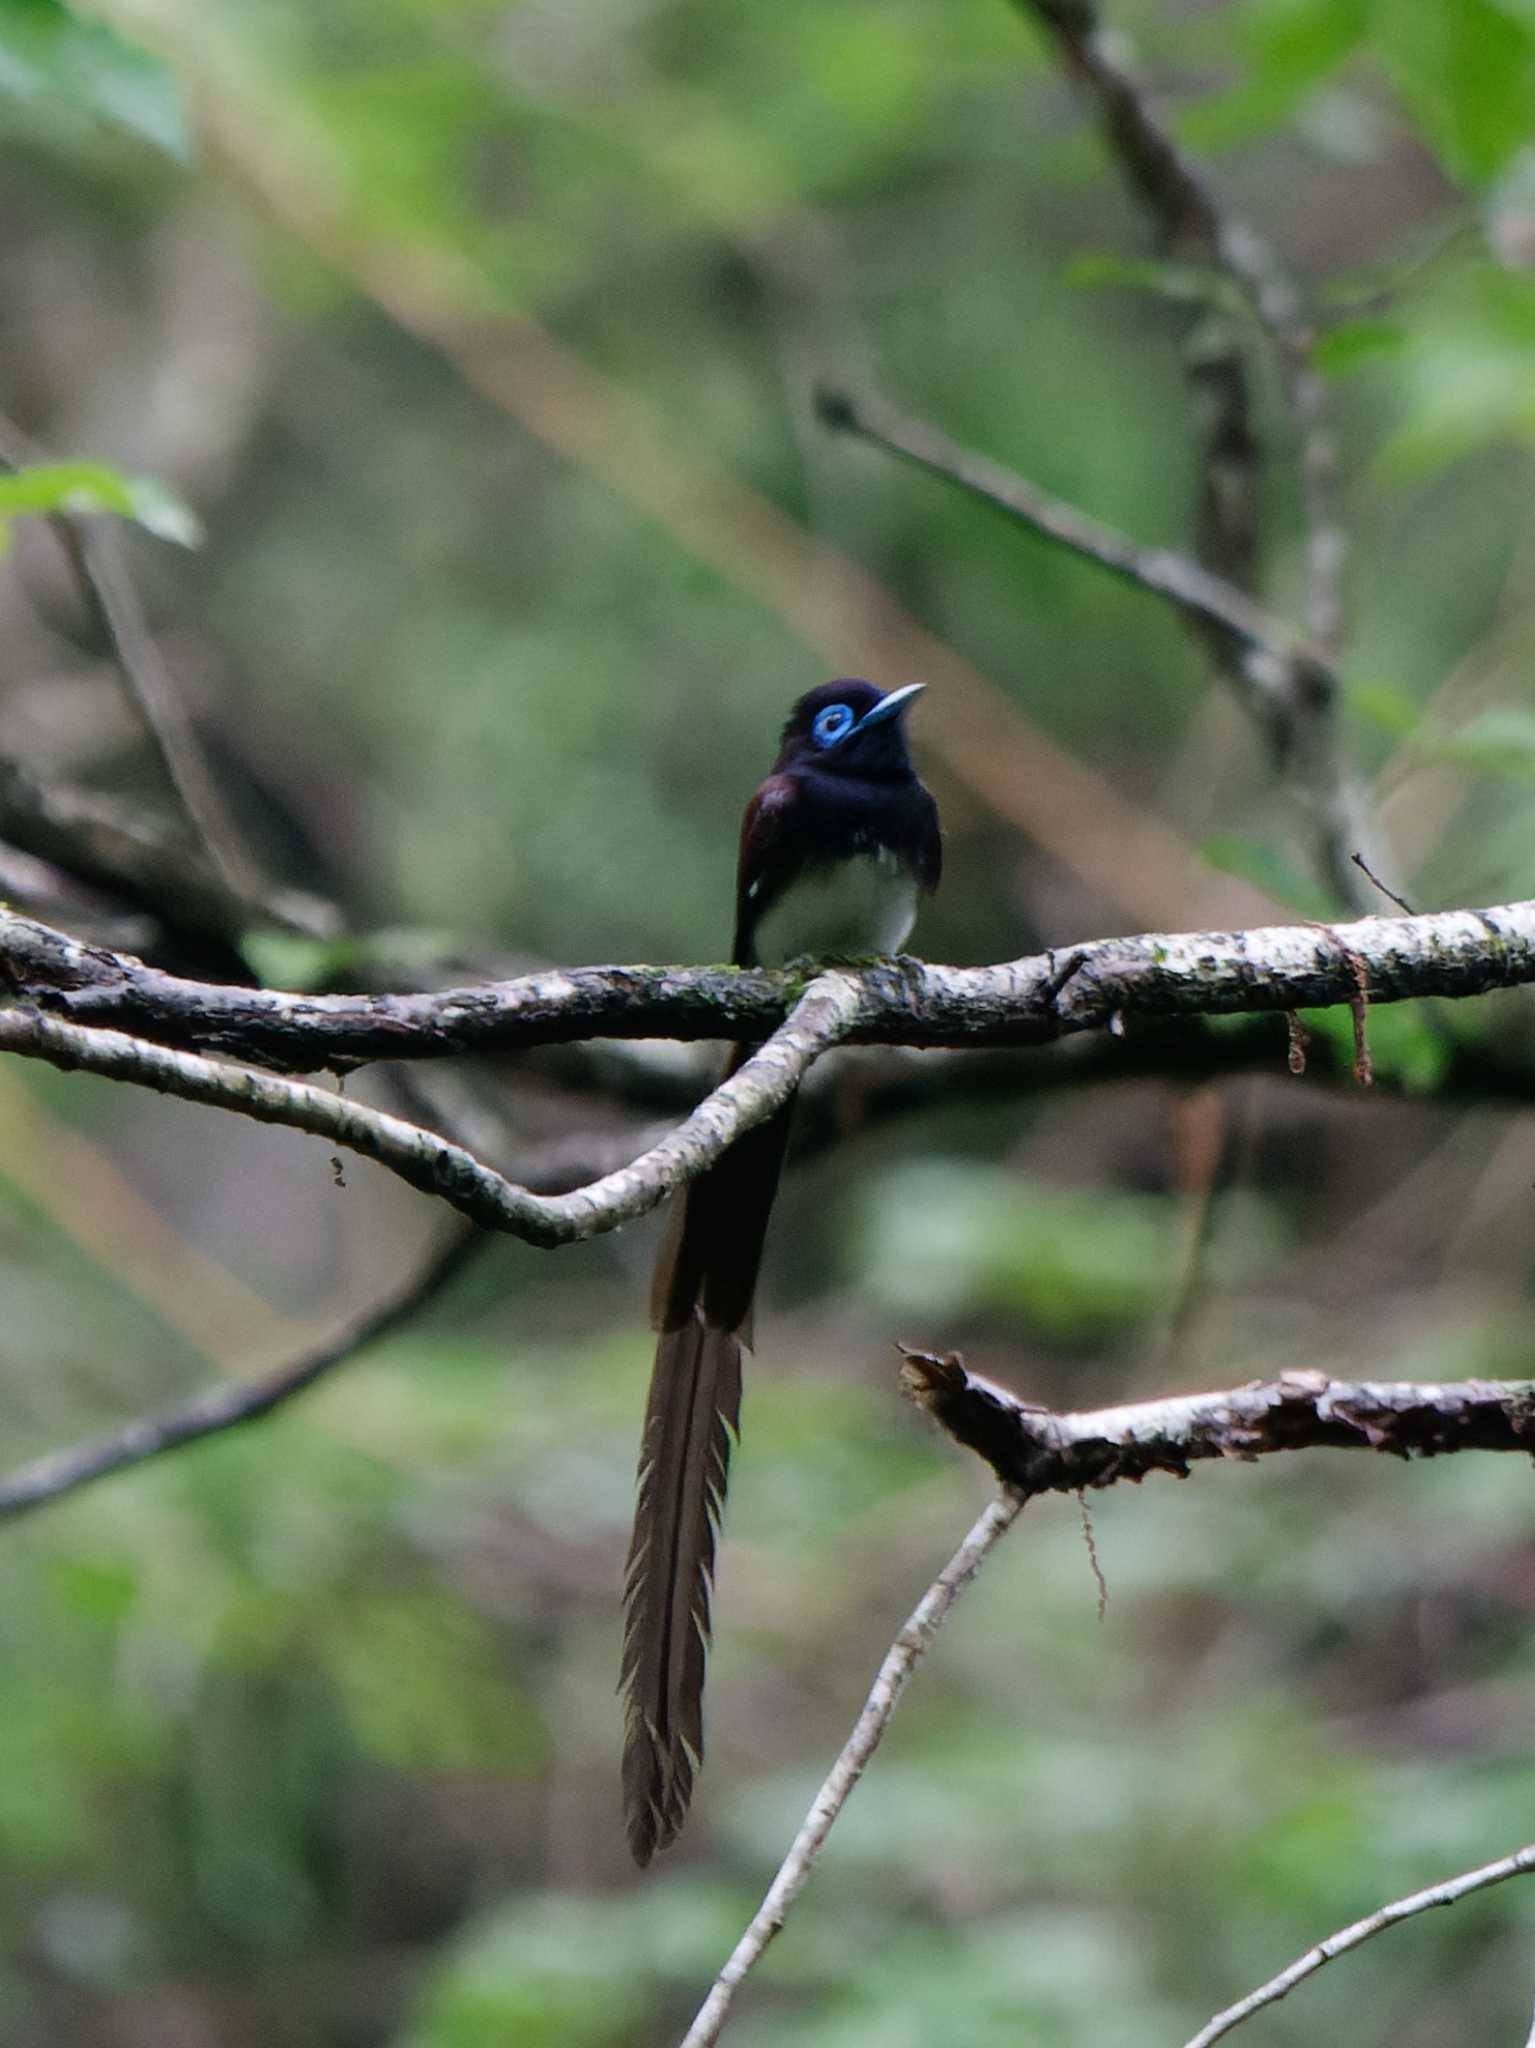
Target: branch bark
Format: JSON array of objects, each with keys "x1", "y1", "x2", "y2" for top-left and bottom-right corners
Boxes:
[
  {"x1": 5, "y1": 897, "x2": 1533, "y2": 1071},
  {"x1": 0, "y1": 974, "x2": 861, "y2": 1245},
  {"x1": 898, "y1": 1349, "x2": 1535, "y2": 1494}
]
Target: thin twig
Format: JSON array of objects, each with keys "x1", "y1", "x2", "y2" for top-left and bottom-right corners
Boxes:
[
  {"x1": 1351, "y1": 851, "x2": 1416, "y2": 917},
  {"x1": 1184, "y1": 1842, "x2": 1535, "y2": 2048},
  {"x1": 73, "y1": 0, "x2": 1287, "y2": 936},
  {"x1": 0, "y1": 759, "x2": 338, "y2": 943},
  {"x1": 0, "y1": 1221, "x2": 483, "y2": 1520},
  {"x1": 1011, "y1": 0, "x2": 1360, "y2": 906},
  {"x1": 678, "y1": 1489, "x2": 1024, "y2": 2048},
  {"x1": 816, "y1": 386, "x2": 1327, "y2": 726},
  {"x1": 1013, "y1": 0, "x2": 1343, "y2": 656},
  {"x1": 0, "y1": 411, "x2": 258, "y2": 899},
  {"x1": 0, "y1": 974, "x2": 861, "y2": 1245}
]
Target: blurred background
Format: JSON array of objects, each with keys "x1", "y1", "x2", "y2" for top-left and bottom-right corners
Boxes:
[{"x1": 1, "y1": 1, "x2": 1535, "y2": 2042}]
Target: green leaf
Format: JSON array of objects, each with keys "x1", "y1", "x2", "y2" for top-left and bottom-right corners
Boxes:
[
  {"x1": 236, "y1": 931, "x2": 345, "y2": 990},
  {"x1": 118, "y1": 474, "x2": 202, "y2": 546},
  {"x1": 1313, "y1": 317, "x2": 1408, "y2": 375},
  {"x1": 0, "y1": 462, "x2": 201, "y2": 544},
  {"x1": 0, "y1": 0, "x2": 189, "y2": 159},
  {"x1": 1412, "y1": 706, "x2": 1535, "y2": 780},
  {"x1": 1063, "y1": 252, "x2": 1246, "y2": 315},
  {"x1": 1348, "y1": 680, "x2": 1423, "y2": 737},
  {"x1": 1180, "y1": 0, "x2": 1370, "y2": 152},
  {"x1": 1372, "y1": 0, "x2": 1535, "y2": 187},
  {"x1": 1376, "y1": 262, "x2": 1535, "y2": 474}
]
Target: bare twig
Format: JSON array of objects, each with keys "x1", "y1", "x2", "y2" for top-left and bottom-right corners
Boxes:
[
  {"x1": 1351, "y1": 851, "x2": 1416, "y2": 917},
  {"x1": 898, "y1": 1350, "x2": 1535, "y2": 1493},
  {"x1": 678, "y1": 1489, "x2": 1024, "y2": 2048},
  {"x1": 1009, "y1": 0, "x2": 1359, "y2": 906},
  {"x1": 816, "y1": 386, "x2": 1327, "y2": 728},
  {"x1": 0, "y1": 760, "x2": 338, "y2": 943},
  {"x1": 74, "y1": 0, "x2": 1288, "y2": 936},
  {"x1": 822, "y1": 365, "x2": 1363, "y2": 905},
  {"x1": 0, "y1": 411, "x2": 258, "y2": 898},
  {"x1": 1013, "y1": 0, "x2": 1343, "y2": 655},
  {"x1": 5, "y1": 896, "x2": 1535, "y2": 1071},
  {"x1": 1184, "y1": 1842, "x2": 1535, "y2": 2048},
  {"x1": 0, "y1": 1221, "x2": 483, "y2": 1520},
  {"x1": 0, "y1": 1071, "x2": 707, "y2": 1526},
  {"x1": 0, "y1": 974, "x2": 861, "y2": 1245}
]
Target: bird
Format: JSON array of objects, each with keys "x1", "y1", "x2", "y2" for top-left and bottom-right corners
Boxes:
[{"x1": 621, "y1": 678, "x2": 941, "y2": 1864}]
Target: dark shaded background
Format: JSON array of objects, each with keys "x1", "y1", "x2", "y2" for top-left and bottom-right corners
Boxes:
[{"x1": 1, "y1": 2, "x2": 1535, "y2": 2042}]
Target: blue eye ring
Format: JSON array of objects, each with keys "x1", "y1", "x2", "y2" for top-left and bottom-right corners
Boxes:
[{"x1": 811, "y1": 703, "x2": 855, "y2": 749}]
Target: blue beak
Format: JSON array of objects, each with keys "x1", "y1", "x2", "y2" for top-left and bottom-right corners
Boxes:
[{"x1": 853, "y1": 682, "x2": 925, "y2": 732}]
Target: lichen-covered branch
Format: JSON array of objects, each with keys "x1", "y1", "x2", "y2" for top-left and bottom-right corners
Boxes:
[
  {"x1": 898, "y1": 1349, "x2": 1535, "y2": 1495},
  {"x1": 0, "y1": 974, "x2": 860, "y2": 1245},
  {"x1": 4, "y1": 897, "x2": 1534, "y2": 1072}
]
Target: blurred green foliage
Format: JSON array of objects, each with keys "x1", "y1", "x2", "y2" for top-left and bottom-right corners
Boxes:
[
  {"x1": 0, "y1": 0, "x2": 188, "y2": 159},
  {"x1": 0, "y1": 1, "x2": 1534, "y2": 2045}
]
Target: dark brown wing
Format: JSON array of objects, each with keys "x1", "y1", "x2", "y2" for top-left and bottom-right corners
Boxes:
[
  {"x1": 912, "y1": 782, "x2": 942, "y2": 897},
  {"x1": 732, "y1": 773, "x2": 807, "y2": 967}
]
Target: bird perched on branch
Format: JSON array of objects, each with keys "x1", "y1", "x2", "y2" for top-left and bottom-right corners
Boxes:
[{"x1": 622, "y1": 678, "x2": 941, "y2": 1863}]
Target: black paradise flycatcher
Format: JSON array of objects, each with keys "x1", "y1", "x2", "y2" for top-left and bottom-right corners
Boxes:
[{"x1": 622, "y1": 679, "x2": 942, "y2": 1863}]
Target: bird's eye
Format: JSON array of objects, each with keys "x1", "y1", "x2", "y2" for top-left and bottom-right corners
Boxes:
[{"x1": 811, "y1": 703, "x2": 855, "y2": 748}]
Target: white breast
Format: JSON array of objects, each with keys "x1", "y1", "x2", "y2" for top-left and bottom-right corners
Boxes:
[{"x1": 750, "y1": 849, "x2": 919, "y2": 966}]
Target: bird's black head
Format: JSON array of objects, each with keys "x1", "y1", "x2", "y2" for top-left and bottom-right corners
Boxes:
[{"x1": 774, "y1": 678, "x2": 925, "y2": 779}]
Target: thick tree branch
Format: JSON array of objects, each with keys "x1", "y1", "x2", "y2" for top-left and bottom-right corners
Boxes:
[
  {"x1": 1184, "y1": 1842, "x2": 1535, "y2": 2048},
  {"x1": 679, "y1": 1489, "x2": 1024, "y2": 2048},
  {"x1": 0, "y1": 974, "x2": 861, "y2": 1245},
  {"x1": 4, "y1": 898, "x2": 1534, "y2": 1070},
  {"x1": 898, "y1": 1350, "x2": 1535, "y2": 1494}
]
